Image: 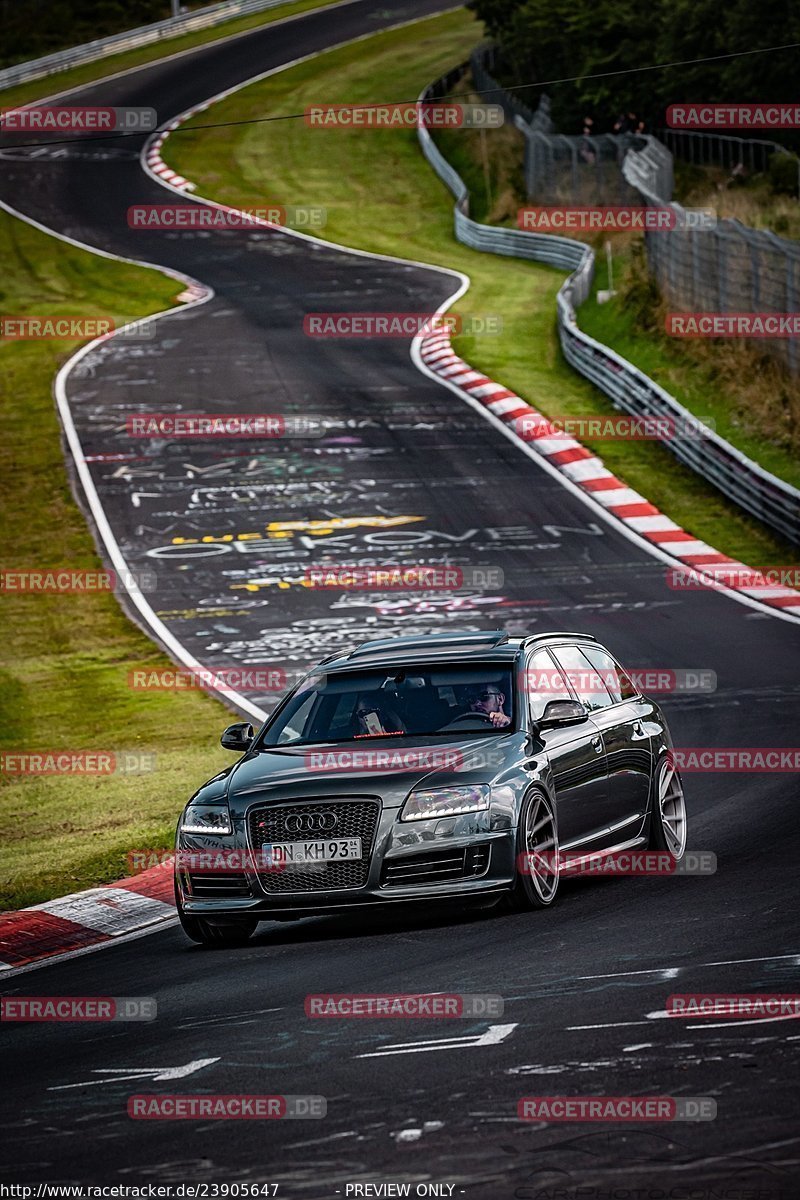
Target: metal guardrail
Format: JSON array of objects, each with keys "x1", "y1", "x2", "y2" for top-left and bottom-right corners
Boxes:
[
  {"x1": 656, "y1": 128, "x2": 790, "y2": 174},
  {"x1": 470, "y1": 48, "x2": 800, "y2": 384},
  {"x1": 0, "y1": 0, "x2": 290, "y2": 90},
  {"x1": 618, "y1": 135, "x2": 674, "y2": 203},
  {"x1": 418, "y1": 68, "x2": 800, "y2": 545},
  {"x1": 621, "y1": 140, "x2": 800, "y2": 380}
]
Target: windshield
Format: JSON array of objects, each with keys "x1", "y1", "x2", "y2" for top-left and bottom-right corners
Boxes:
[{"x1": 261, "y1": 663, "x2": 515, "y2": 746}]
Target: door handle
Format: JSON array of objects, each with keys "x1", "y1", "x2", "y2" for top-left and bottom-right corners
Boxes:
[{"x1": 591, "y1": 735, "x2": 603, "y2": 754}]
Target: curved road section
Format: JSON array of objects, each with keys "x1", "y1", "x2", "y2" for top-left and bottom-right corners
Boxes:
[{"x1": 1, "y1": 1, "x2": 799, "y2": 1192}]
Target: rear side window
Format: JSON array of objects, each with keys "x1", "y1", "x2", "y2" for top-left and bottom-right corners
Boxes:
[
  {"x1": 580, "y1": 646, "x2": 639, "y2": 702},
  {"x1": 549, "y1": 644, "x2": 615, "y2": 711},
  {"x1": 525, "y1": 648, "x2": 572, "y2": 721}
]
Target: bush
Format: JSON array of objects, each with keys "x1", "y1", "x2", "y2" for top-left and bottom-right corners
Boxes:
[
  {"x1": 620, "y1": 241, "x2": 662, "y2": 333},
  {"x1": 769, "y1": 152, "x2": 800, "y2": 198}
]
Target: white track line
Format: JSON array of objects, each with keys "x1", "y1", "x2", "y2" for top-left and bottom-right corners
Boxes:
[
  {"x1": 141, "y1": 29, "x2": 800, "y2": 626},
  {"x1": 0, "y1": 0, "x2": 363, "y2": 108},
  {"x1": 2, "y1": 8, "x2": 469, "y2": 729},
  {"x1": 3, "y1": 6, "x2": 798, "y2": 970},
  {"x1": 0, "y1": 195, "x2": 271, "y2": 723}
]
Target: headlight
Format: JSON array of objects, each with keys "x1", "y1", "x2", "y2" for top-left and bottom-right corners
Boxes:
[
  {"x1": 401, "y1": 785, "x2": 490, "y2": 822},
  {"x1": 180, "y1": 803, "x2": 232, "y2": 835}
]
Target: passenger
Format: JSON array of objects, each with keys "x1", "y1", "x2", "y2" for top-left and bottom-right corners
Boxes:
[{"x1": 352, "y1": 694, "x2": 406, "y2": 736}]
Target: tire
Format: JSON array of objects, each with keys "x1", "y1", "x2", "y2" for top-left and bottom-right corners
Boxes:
[
  {"x1": 175, "y1": 881, "x2": 258, "y2": 947},
  {"x1": 648, "y1": 755, "x2": 687, "y2": 860},
  {"x1": 509, "y1": 788, "x2": 560, "y2": 910}
]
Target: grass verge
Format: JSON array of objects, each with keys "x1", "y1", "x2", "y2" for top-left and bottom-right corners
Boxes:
[
  {"x1": 673, "y1": 159, "x2": 800, "y2": 239},
  {"x1": 165, "y1": 9, "x2": 800, "y2": 569},
  {"x1": 444, "y1": 77, "x2": 800, "y2": 489},
  {"x1": 0, "y1": 213, "x2": 235, "y2": 911},
  {"x1": 579, "y1": 241, "x2": 800, "y2": 489}
]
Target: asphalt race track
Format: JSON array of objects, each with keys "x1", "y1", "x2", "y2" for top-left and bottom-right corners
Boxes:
[{"x1": 1, "y1": 0, "x2": 799, "y2": 1192}]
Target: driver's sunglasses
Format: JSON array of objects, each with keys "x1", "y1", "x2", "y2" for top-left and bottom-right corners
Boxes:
[{"x1": 479, "y1": 690, "x2": 503, "y2": 700}]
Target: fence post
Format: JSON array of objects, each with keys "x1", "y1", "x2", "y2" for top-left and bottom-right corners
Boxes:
[
  {"x1": 747, "y1": 230, "x2": 762, "y2": 309},
  {"x1": 416, "y1": 65, "x2": 800, "y2": 541},
  {"x1": 718, "y1": 236, "x2": 728, "y2": 312},
  {"x1": 566, "y1": 136, "x2": 578, "y2": 198},
  {"x1": 787, "y1": 258, "x2": 798, "y2": 375}
]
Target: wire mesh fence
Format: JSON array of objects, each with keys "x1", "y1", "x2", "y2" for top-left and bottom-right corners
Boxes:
[
  {"x1": 470, "y1": 46, "x2": 657, "y2": 204},
  {"x1": 420, "y1": 62, "x2": 800, "y2": 542},
  {"x1": 657, "y1": 128, "x2": 789, "y2": 174},
  {"x1": 521, "y1": 131, "x2": 646, "y2": 205},
  {"x1": 469, "y1": 44, "x2": 553, "y2": 133},
  {"x1": 650, "y1": 221, "x2": 800, "y2": 376},
  {"x1": 624, "y1": 154, "x2": 800, "y2": 377},
  {"x1": 469, "y1": 45, "x2": 800, "y2": 379},
  {"x1": 470, "y1": 45, "x2": 551, "y2": 131}
]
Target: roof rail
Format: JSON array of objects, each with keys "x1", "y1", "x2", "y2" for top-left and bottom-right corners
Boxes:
[
  {"x1": 314, "y1": 652, "x2": 347, "y2": 667},
  {"x1": 347, "y1": 630, "x2": 510, "y2": 659},
  {"x1": 524, "y1": 631, "x2": 599, "y2": 643}
]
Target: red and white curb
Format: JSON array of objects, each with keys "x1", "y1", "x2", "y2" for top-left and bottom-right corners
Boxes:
[
  {"x1": 418, "y1": 330, "x2": 800, "y2": 615},
  {"x1": 0, "y1": 863, "x2": 176, "y2": 973},
  {"x1": 145, "y1": 116, "x2": 199, "y2": 191},
  {"x1": 7, "y1": 21, "x2": 798, "y2": 977},
  {"x1": 146, "y1": 96, "x2": 800, "y2": 621}
]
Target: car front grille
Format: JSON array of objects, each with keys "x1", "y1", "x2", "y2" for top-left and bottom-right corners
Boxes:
[
  {"x1": 381, "y1": 844, "x2": 491, "y2": 888},
  {"x1": 248, "y1": 798, "x2": 381, "y2": 893}
]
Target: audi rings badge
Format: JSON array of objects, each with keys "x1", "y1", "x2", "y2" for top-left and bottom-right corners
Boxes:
[{"x1": 284, "y1": 811, "x2": 338, "y2": 834}]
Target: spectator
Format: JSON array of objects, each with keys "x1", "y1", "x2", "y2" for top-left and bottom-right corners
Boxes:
[
  {"x1": 727, "y1": 161, "x2": 746, "y2": 187},
  {"x1": 580, "y1": 114, "x2": 596, "y2": 163}
]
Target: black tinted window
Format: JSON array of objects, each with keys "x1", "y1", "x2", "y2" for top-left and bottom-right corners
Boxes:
[
  {"x1": 549, "y1": 644, "x2": 614, "y2": 711},
  {"x1": 525, "y1": 648, "x2": 572, "y2": 721},
  {"x1": 262, "y1": 664, "x2": 515, "y2": 745},
  {"x1": 581, "y1": 645, "x2": 638, "y2": 702}
]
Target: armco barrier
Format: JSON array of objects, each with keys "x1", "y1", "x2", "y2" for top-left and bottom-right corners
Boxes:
[
  {"x1": 472, "y1": 49, "x2": 799, "y2": 384},
  {"x1": 469, "y1": 44, "x2": 553, "y2": 134},
  {"x1": 0, "y1": 0, "x2": 291, "y2": 90},
  {"x1": 621, "y1": 132, "x2": 800, "y2": 381},
  {"x1": 418, "y1": 68, "x2": 800, "y2": 545}
]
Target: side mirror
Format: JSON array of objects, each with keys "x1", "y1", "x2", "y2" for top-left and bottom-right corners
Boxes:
[
  {"x1": 220, "y1": 722, "x2": 254, "y2": 752},
  {"x1": 537, "y1": 699, "x2": 588, "y2": 729}
]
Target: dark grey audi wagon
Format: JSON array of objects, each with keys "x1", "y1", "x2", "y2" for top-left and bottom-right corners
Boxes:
[{"x1": 174, "y1": 630, "x2": 687, "y2": 945}]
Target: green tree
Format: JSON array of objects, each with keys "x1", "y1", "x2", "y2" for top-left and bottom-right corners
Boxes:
[{"x1": 469, "y1": 0, "x2": 800, "y2": 138}]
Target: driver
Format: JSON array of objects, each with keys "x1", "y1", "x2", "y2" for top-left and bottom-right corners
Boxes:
[{"x1": 466, "y1": 684, "x2": 510, "y2": 728}]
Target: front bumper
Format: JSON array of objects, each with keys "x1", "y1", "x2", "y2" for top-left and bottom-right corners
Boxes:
[{"x1": 176, "y1": 801, "x2": 516, "y2": 918}]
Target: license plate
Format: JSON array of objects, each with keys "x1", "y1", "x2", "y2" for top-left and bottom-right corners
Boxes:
[{"x1": 265, "y1": 838, "x2": 362, "y2": 865}]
